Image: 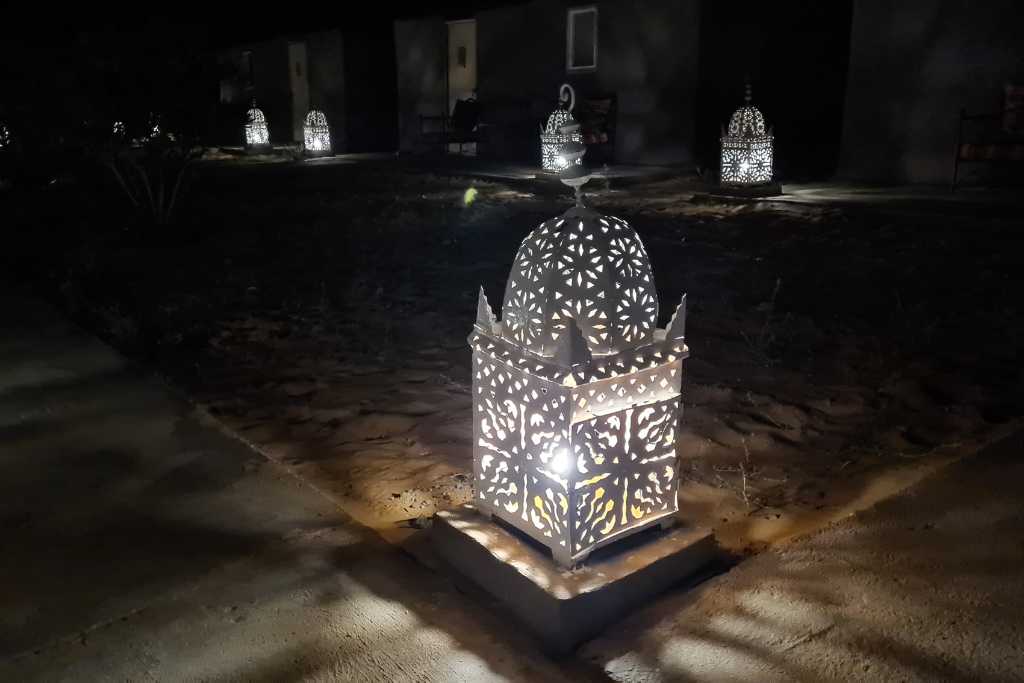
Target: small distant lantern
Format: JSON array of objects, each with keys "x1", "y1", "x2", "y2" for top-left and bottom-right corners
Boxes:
[
  {"x1": 470, "y1": 134, "x2": 690, "y2": 567},
  {"x1": 0, "y1": 123, "x2": 10, "y2": 150},
  {"x1": 303, "y1": 109, "x2": 332, "y2": 156},
  {"x1": 146, "y1": 112, "x2": 161, "y2": 141},
  {"x1": 540, "y1": 83, "x2": 584, "y2": 172},
  {"x1": 720, "y1": 82, "x2": 774, "y2": 186},
  {"x1": 112, "y1": 120, "x2": 126, "y2": 140},
  {"x1": 244, "y1": 101, "x2": 271, "y2": 151}
]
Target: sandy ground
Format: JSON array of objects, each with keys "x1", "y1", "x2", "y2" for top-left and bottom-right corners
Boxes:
[
  {"x1": 0, "y1": 292, "x2": 591, "y2": 682},
  {"x1": 583, "y1": 423, "x2": 1024, "y2": 682},
  {"x1": 147, "y1": 170, "x2": 1018, "y2": 556}
]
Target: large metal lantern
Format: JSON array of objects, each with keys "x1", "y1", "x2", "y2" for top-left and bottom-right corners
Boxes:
[
  {"x1": 469, "y1": 142, "x2": 689, "y2": 567},
  {"x1": 540, "y1": 83, "x2": 584, "y2": 172},
  {"x1": 720, "y1": 83, "x2": 774, "y2": 186},
  {"x1": 303, "y1": 109, "x2": 332, "y2": 156},
  {"x1": 244, "y1": 101, "x2": 271, "y2": 151}
]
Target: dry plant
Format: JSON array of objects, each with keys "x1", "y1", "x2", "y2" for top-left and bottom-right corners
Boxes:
[
  {"x1": 714, "y1": 436, "x2": 761, "y2": 509},
  {"x1": 743, "y1": 276, "x2": 791, "y2": 367},
  {"x1": 105, "y1": 137, "x2": 202, "y2": 226}
]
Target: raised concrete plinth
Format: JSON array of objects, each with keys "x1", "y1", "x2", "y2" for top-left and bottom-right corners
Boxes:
[
  {"x1": 693, "y1": 181, "x2": 784, "y2": 201},
  {"x1": 432, "y1": 505, "x2": 717, "y2": 654}
]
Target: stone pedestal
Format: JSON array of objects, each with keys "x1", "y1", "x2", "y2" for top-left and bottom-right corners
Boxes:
[{"x1": 432, "y1": 505, "x2": 718, "y2": 654}]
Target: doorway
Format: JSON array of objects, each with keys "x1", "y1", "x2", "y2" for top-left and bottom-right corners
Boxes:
[
  {"x1": 288, "y1": 41, "x2": 310, "y2": 143},
  {"x1": 447, "y1": 19, "x2": 477, "y2": 116}
]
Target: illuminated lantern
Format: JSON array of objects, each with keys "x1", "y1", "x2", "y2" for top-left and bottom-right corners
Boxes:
[
  {"x1": 112, "y1": 120, "x2": 126, "y2": 140},
  {"x1": 244, "y1": 101, "x2": 271, "y2": 151},
  {"x1": 540, "y1": 83, "x2": 584, "y2": 172},
  {"x1": 146, "y1": 112, "x2": 161, "y2": 141},
  {"x1": 303, "y1": 109, "x2": 332, "y2": 156},
  {"x1": 0, "y1": 123, "x2": 10, "y2": 150},
  {"x1": 469, "y1": 138, "x2": 689, "y2": 567},
  {"x1": 720, "y1": 82, "x2": 774, "y2": 186}
]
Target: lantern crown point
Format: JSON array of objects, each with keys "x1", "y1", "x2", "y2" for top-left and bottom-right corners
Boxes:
[
  {"x1": 475, "y1": 286, "x2": 498, "y2": 334},
  {"x1": 667, "y1": 293, "x2": 688, "y2": 341},
  {"x1": 552, "y1": 316, "x2": 593, "y2": 368}
]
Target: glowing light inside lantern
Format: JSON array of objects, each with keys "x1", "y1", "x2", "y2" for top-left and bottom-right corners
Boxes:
[
  {"x1": 303, "y1": 109, "x2": 331, "y2": 155},
  {"x1": 720, "y1": 84, "x2": 774, "y2": 187},
  {"x1": 550, "y1": 449, "x2": 569, "y2": 474}
]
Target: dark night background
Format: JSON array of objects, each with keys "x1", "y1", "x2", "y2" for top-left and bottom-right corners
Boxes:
[{"x1": 1, "y1": 1, "x2": 854, "y2": 179}]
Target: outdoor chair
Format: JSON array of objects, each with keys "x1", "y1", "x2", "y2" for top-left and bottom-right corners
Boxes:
[
  {"x1": 952, "y1": 84, "x2": 1024, "y2": 191},
  {"x1": 419, "y1": 97, "x2": 483, "y2": 156}
]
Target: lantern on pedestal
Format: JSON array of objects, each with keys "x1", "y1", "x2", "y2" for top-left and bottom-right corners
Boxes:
[
  {"x1": 244, "y1": 101, "x2": 271, "y2": 151},
  {"x1": 720, "y1": 83, "x2": 773, "y2": 186},
  {"x1": 540, "y1": 83, "x2": 584, "y2": 172},
  {"x1": 470, "y1": 130, "x2": 689, "y2": 567},
  {"x1": 303, "y1": 109, "x2": 332, "y2": 156}
]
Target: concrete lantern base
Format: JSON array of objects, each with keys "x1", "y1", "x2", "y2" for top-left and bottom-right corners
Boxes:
[
  {"x1": 698, "y1": 181, "x2": 784, "y2": 200},
  {"x1": 431, "y1": 505, "x2": 718, "y2": 654}
]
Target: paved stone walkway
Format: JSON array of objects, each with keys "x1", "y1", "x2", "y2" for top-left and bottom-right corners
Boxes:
[
  {"x1": 0, "y1": 292, "x2": 582, "y2": 682},
  {"x1": 584, "y1": 425, "x2": 1024, "y2": 682}
]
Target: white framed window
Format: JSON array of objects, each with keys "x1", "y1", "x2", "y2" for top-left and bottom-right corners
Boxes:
[{"x1": 566, "y1": 6, "x2": 598, "y2": 72}]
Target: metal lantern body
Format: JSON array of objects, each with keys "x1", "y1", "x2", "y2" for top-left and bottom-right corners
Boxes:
[
  {"x1": 303, "y1": 109, "x2": 332, "y2": 156},
  {"x1": 469, "y1": 205, "x2": 690, "y2": 566},
  {"x1": 244, "y1": 105, "x2": 271, "y2": 151},
  {"x1": 720, "y1": 89, "x2": 774, "y2": 186},
  {"x1": 541, "y1": 110, "x2": 583, "y2": 171},
  {"x1": 540, "y1": 83, "x2": 583, "y2": 172}
]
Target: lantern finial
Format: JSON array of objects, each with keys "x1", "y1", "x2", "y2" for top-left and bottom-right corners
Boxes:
[{"x1": 559, "y1": 82, "x2": 576, "y2": 112}]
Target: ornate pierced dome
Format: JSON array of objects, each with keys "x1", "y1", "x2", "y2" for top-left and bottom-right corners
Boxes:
[
  {"x1": 246, "y1": 107, "x2": 266, "y2": 124},
  {"x1": 544, "y1": 108, "x2": 575, "y2": 135},
  {"x1": 304, "y1": 109, "x2": 327, "y2": 127},
  {"x1": 500, "y1": 205, "x2": 659, "y2": 359},
  {"x1": 727, "y1": 105, "x2": 767, "y2": 138}
]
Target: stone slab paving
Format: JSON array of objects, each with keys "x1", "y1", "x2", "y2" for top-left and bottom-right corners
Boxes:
[
  {"x1": 0, "y1": 292, "x2": 587, "y2": 682},
  {"x1": 583, "y1": 425, "x2": 1024, "y2": 682}
]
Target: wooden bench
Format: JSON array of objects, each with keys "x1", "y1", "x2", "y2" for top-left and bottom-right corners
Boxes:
[{"x1": 952, "y1": 85, "x2": 1024, "y2": 191}]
